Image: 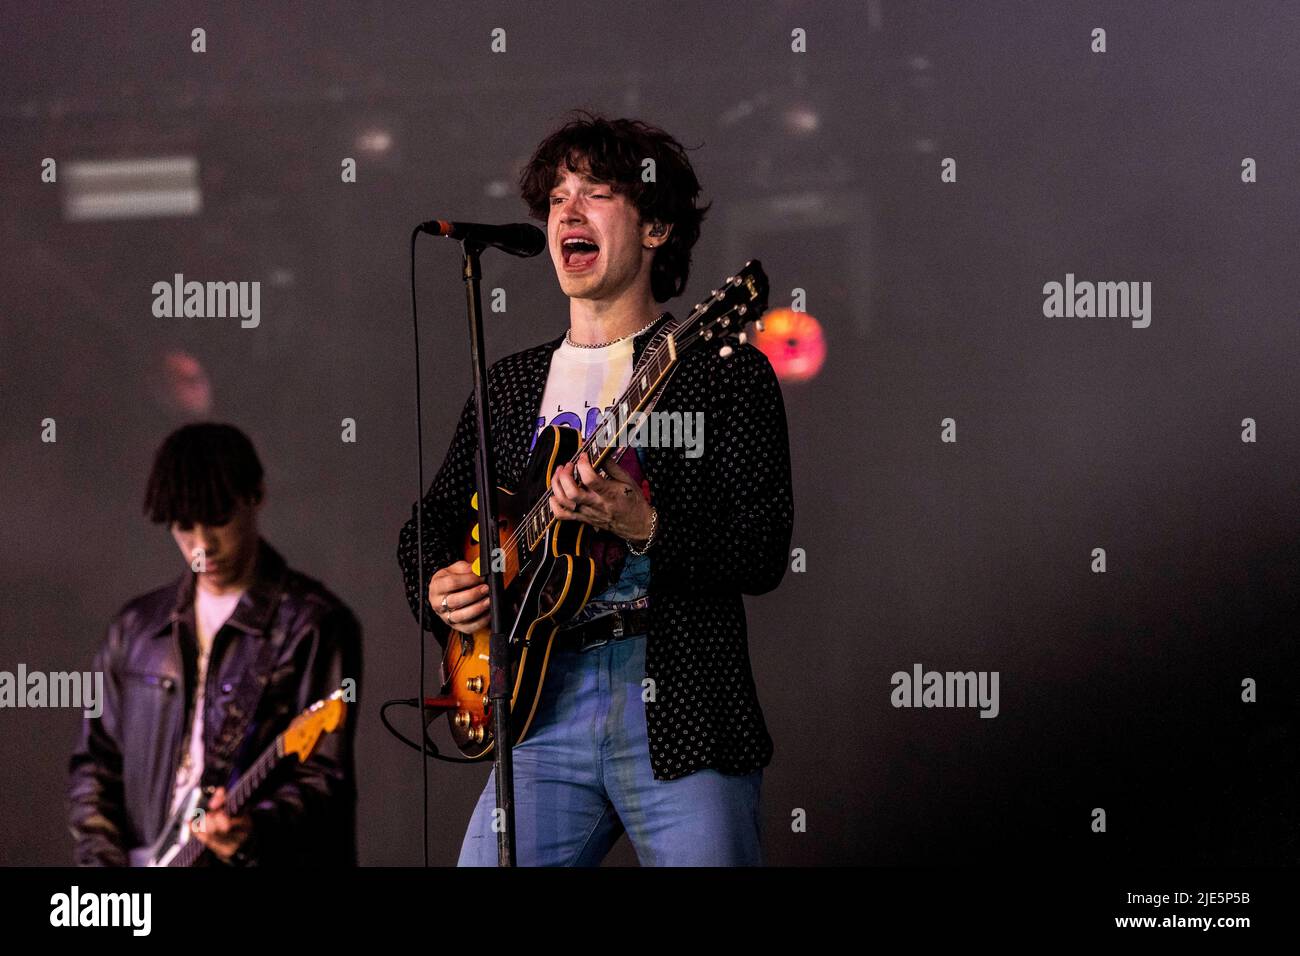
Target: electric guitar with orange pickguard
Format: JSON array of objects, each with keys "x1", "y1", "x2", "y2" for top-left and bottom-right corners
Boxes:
[{"x1": 128, "y1": 688, "x2": 348, "y2": 866}]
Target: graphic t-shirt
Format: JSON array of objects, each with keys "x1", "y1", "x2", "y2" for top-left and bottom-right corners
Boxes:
[
  {"x1": 531, "y1": 333, "x2": 653, "y2": 627},
  {"x1": 169, "y1": 584, "x2": 245, "y2": 817}
]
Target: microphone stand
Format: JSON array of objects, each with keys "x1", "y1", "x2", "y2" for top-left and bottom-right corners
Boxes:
[{"x1": 459, "y1": 239, "x2": 516, "y2": 867}]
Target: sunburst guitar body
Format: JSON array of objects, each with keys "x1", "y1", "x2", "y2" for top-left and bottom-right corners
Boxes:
[{"x1": 441, "y1": 422, "x2": 599, "y2": 758}]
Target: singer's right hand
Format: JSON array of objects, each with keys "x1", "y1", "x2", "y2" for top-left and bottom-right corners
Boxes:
[{"x1": 429, "y1": 561, "x2": 491, "y2": 635}]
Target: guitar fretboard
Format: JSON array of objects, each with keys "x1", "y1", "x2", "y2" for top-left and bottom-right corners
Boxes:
[
  {"x1": 517, "y1": 325, "x2": 678, "y2": 552},
  {"x1": 168, "y1": 734, "x2": 285, "y2": 867}
]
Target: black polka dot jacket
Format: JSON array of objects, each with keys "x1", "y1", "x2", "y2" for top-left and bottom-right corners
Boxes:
[{"x1": 397, "y1": 312, "x2": 794, "y2": 780}]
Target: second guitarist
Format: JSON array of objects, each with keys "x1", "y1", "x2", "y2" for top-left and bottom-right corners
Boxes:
[
  {"x1": 68, "y1": 423, "x2": 363, "y2": 866},
  {"x1": 397, "y1": 111, "x2": 794, "y2": 866}
]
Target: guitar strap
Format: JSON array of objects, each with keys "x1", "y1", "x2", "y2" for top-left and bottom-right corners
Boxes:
[{"x1": 201, "y1": 589, "x2": 288, "y2": 792}]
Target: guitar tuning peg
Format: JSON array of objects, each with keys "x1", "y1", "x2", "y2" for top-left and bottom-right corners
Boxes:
[
  {"x1": 755, "y1": 318, "x2": 765, "y2": 332},
  {"x1": 738, "y1": 331, "x2": 747, "y2": 344},
  {"x1": 718, "y1": 344, "x2": 734, "y2": 358}
]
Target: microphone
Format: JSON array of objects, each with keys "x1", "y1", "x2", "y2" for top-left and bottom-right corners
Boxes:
[{"x1": 418, "y1": 220, "x2": 546, "y2": 258}]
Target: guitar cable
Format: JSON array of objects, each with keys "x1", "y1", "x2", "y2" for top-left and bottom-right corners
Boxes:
[{"x1": 378, "y1": 697, "x2": 489, "y2": 764}]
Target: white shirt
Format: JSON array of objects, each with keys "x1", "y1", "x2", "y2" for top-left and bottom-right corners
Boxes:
[{"x1": 169, "y1": 585, "x2": 245, "y2": 816}]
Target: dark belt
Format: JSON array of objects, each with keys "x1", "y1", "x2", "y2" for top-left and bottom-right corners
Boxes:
[{"x1": 556, "y1": 607, "x2": 652, "y2": 653}]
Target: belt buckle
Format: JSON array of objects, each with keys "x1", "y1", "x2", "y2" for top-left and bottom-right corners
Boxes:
[{"x1": 578, "y1": 611, "x2": 623, "y2": 653}]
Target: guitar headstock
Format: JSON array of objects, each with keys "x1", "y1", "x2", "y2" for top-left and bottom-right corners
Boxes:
[
  {"x1": 283, "y1": 688, "x2": 348, "y2": 763},
  {"x1": 678, "y1": 259, "x2": 769, "y2": 359}
]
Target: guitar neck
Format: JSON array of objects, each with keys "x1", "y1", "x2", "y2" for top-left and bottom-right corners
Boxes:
[
  {"x1": 227, "y1": 734, "x2": 286, "y2": 817},
  {"x1": 517, "y1": 324, "x2": 680, "y2": 551},
  {"x1": 168, "y1": 733, "x2": 286, "y2": 867}
]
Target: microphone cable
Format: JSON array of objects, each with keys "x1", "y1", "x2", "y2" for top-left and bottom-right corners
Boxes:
[{"x1": 408, "y1": 227, "x2": 431, "y2": 867}]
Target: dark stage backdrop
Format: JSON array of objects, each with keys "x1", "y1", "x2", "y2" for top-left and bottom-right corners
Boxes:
[{"x1": 0, "y1": 1, "x2": 1295, "y2": 866}]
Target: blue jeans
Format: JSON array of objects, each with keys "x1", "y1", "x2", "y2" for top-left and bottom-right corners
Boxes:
[{"x1": 456, "y1": 634, "x2": 763, "y2": 866}]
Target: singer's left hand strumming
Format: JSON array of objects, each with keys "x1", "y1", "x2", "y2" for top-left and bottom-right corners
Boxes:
[{"x1": 548, "y1": 451, "x2": 653, "y2": 546}]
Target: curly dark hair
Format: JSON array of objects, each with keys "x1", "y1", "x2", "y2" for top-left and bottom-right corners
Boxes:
[
  {"x1": 143, "y1": 422, "x2": 264, "y2": 526},
  {"x1": 519, "y1": 110, "x2": 711, "y2": 303}
]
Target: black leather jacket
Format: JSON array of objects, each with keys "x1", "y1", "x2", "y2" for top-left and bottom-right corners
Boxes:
[{"x1": 67, "y1": 539, "x2": 362, "y2": 866}]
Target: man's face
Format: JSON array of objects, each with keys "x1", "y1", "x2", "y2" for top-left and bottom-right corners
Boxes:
[
  {"x1": 547, "y1": 162, "x2": 653, "y2": 302},
  {"x1": 169, "y1": 494, "x2": 260, "y2": 590}
]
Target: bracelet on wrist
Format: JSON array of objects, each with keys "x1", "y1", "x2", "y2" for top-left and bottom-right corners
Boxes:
[{"x1": 626, "y1": 505, "x2": 658, "y2": 555}]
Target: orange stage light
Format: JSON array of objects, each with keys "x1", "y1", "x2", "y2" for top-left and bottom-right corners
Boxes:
[{"x1": 752, "y1": 308, "x2": 826, "y2": 384}]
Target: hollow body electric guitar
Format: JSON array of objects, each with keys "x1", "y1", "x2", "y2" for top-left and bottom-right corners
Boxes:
[
  {"x1": 128, "y1": 688, "x2": 348, "y2": 866},
  {"x1": 436, "y1": 260, "x2": 769, "y2": 759}
]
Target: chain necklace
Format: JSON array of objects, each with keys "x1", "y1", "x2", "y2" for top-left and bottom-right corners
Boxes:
[{"x1": 564, "y1": 313, "x2": 665, "y2": 349}]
